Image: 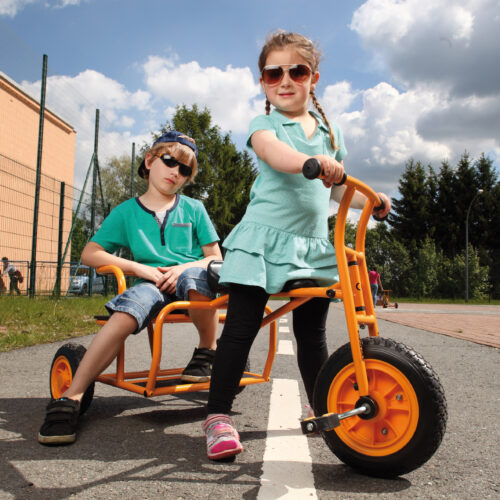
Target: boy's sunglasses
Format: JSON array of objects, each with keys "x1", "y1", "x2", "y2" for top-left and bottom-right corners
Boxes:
[
  {"x1": 156, "y1": 154, "x2": 192, "y2": 177},
  {"x1": 261, "y1": 64, "x2": 313, "y2": 86}
]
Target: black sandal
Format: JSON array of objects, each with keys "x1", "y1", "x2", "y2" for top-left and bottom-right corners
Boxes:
[{"x1": 38, "y1": 398, "x2": 80, "y2": 445}]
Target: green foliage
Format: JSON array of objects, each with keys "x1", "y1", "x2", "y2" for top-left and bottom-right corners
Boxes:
[
  {"x1": 386, "y1": 152, "x2": 498, "y2": 299},
  {"x1": 100, "y1": 154, "x2": 147, "y2": 208},
  {"x1": 70, "y1": 214, "x2": 89, "y2": 262}
]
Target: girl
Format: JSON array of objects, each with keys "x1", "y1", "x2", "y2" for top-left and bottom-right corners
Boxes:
[{"x1": 202, "y1": 31, "x2": 391, "y2": 460}]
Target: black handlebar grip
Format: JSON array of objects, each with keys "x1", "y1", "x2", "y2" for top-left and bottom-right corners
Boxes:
[
  {"x1": 334, "y1": 172, "x2": 347, "y2": 186},
  {"x1": 303, "y1": 159, "x2": 347, "y2": 186},
  {"x1": 302, "y1": 158, "x2": 322, "y2": 179},
  {"x1": 373, "y1": 197, "x2": 387, "y2": 222}
]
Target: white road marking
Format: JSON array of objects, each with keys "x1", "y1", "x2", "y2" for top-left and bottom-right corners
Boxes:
[
  {"x1": 279, "y1": 326, "x2": 290, "y2": 333},
  {"x1": 258, "y1": 378, "x2": 317, "y2": 500},
  {"x1": 277, "y1": 339, "x2": 294, "y2": 355}
]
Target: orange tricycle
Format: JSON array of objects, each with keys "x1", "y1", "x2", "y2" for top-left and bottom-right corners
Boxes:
[
  {"x1": 48, "y1": 159, "x2": 447, "y2": 477},
  {"x1": 377, "y1": 289, "x2": 399, "y2": 308}
]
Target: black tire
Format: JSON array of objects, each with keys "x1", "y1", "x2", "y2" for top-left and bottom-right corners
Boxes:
[
  {"x1": 50, "y1": 343, "x2": 94, "y2": 415},
  {"x1": 81, "y1": 284, "x2": 88, "y2": 296},
  {"x1": 313, "y1": 337, "x2": 447, "y2": 477}
]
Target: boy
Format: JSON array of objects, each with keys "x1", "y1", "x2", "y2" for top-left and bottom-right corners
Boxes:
[{"x1": 39, "y1": 131, "x2": 222, "y2": 445}]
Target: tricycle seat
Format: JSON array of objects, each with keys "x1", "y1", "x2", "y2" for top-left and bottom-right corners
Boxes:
[{"x1": 207, "y1": 259, "x2": 319, "y2": 294}]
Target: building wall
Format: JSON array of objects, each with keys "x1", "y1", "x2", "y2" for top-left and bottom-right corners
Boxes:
[{"x1": 0, "y1": 72, "x2": 76, "y2": 292}]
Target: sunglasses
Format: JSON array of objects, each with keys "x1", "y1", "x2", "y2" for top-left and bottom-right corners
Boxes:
[
  {"x1": 156, "y1": 154, "x2": 193, "y2": 178},
  {"x1": 261, "y1": 64, "x2": 313, "y2": 86}
]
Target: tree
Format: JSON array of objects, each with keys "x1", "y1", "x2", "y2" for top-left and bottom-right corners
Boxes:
[
  {"x1": 388, "y1": 159, "x2": 432, "y2": 247},
  {"x1": 100, "y1": 154, "x2": 147, "y2": 209}
]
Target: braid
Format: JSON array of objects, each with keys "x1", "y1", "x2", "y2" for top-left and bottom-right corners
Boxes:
[
  {"x1": 310, "y1": 91, "x2": 337, "y2": 151},
  {"x1": 265, "y1": 98, "x2": 271, "y2": 115}
]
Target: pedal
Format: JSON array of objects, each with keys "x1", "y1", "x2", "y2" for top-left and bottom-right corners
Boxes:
[
  {"x1": 300, "y1": 413, "x2": 340, "y2": 434},
  {"x1": 300, "y1": 404, "x2": 370, "y2": 435}
]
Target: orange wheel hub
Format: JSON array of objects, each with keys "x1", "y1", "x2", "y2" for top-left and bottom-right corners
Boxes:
[
  {"x1": 327, "y1": 359, "x2": 419, "y2": 456},
  {"x1": 50, "y1": 356, "x2": 73, "y2": 399}
]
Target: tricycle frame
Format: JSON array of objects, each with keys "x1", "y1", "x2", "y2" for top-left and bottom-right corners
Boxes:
[{"x1": 93, "y1": 175, "x2": 381, "y2": 400}]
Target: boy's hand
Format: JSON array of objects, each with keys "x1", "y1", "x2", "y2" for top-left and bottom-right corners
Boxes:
[
  {"x1": 312, "y1": 155, "x2": 344, "y2": 188},
  {"x1": 156, "y1": 264, "x2": 186, "y2": 294},
  {"x1": 133, "y1": 263, "x2": 165, "y2": 283}
]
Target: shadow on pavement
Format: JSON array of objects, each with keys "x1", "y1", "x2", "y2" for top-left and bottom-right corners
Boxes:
[{"x1": 1, "y1": 395, "x2": 411, "y2": 499}]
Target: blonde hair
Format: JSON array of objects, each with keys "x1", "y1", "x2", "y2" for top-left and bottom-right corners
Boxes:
[
  {"x1": 258, "y1": 30, "x2": 337, "y2": 150},
  {"x1": 145, "y1": 135, "x2": 198, "y2": 183}
]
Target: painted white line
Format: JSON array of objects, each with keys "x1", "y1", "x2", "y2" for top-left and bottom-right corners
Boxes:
[
  {"x1": 258, "y1": 378, "x2": 317, "y2": 500},
  {"x1": 279, "y1": 326, "x2": 290, "y2": 333},
  {"x1": 279, "y1": 318, "x2": 288, "y2": 323},
  {"x1": 277, "y1": 339, "x2": 294, "y2": 355}
]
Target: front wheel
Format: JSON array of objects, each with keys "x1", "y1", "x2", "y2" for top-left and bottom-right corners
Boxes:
[
  {"x1": 313, "y1": 337, "x2": 447, "y2": 477},
  {"x1": 50, "y1": 343, "x2": 94, "y2": 415}
]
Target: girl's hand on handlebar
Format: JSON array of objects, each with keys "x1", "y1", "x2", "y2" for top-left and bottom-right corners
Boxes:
[
  {"x1": 312, "y1": 155, "x2": 344, "y2": 188},
  {"x1": 374, "y1": 193, "x2": 391, "y2": 218}
]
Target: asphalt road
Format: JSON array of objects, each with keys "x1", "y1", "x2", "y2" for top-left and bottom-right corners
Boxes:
[{"x1": 1, "y1": 301, "x2": 499, "y2": 499}]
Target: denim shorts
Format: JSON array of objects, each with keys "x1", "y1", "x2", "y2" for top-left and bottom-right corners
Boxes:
[{"x1": 105, "y1": 267, "x2": 215, "y2": 333}]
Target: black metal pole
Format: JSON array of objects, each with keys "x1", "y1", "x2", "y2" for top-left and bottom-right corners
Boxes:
[
  {"x1": 53, "y1": 181, "x2": 65, "y2": 297},
  {"x1": 89, "y1": 109, "x2": 99, "y2": 296},
  {"x1": 29, "y1": 54, "x2": 48, "y2": 298},
  {"x1": 130, "y1": 142, "x2": 135, "y2": 198}
]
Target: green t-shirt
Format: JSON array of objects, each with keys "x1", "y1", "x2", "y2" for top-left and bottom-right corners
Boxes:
[{"x1": 91, "y1": 195, "x2": 219, "y2": 268}]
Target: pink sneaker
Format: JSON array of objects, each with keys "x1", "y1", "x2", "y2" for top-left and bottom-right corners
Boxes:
[{"x1": 202, "y1": 414, "x2": 243, "y2": 460}]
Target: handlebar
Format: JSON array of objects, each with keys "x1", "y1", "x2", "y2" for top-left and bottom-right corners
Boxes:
[
  {"x1": 302, "y1": 158, "x2": 347, "y2": 185},
  {"x1": 302, "y1": 158, "x2": 387, "y2": 221}
]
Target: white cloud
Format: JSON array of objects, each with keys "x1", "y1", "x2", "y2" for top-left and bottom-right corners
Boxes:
[
  {"x1": 143, "y1": 56, "x2": 262, "y2": 133},
  {"x1": 0, "y1": 0, "x2": 37, "y2": 17},
  {"x1": 20, "y1": 70, "x2": 152, "y2": 187},
  {"x1": 0, "y1": 0, "x2": 87, "y2": 17},
  {"x1": 351, "y1": 0, "x2": 500, "y2": 97},
  {"x1": 321, "y1": 82, "x2": 451, "y2": 194},
  {"x1": 343, "y1": 0, "x2": 500, "y2": 194}
]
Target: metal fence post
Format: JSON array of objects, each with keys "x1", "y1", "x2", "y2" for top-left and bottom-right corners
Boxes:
[
  {"x1": 29, "y1": 54, "x2": 48, "y2": 298},
  {"x1": 53, "y1": 181, "x2": 65, "y2": 297},
  {"x1": 89, "y1": 109, "x2": 99, "y2": 296},
  {"x1": 130, "y1": 142, "x2": 135, "y2": 198}
]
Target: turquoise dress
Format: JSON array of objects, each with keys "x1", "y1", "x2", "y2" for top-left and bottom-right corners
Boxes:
[{"x1": 219, "y1": 109, "x2": 347, "y2": 294}]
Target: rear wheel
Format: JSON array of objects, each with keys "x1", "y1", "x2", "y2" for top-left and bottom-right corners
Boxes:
[
  {"x1": 50, "y1": 343, "x2": 94, "y2": 415},
  {"x1": 313, "y1": 337, "x2": 447, "y2": 477}
]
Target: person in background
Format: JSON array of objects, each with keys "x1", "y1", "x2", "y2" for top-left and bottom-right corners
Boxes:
[
  {"x1": 1, "y1": 257, "x2": 21, "y2": 295},
  {"x1": 368, "y1": 266, "x2": 383, "y2": 306}
]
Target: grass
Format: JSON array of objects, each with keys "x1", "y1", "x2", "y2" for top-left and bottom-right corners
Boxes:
[{"x1": 0, "y1": 295, "x2": 110, "y2": 352}]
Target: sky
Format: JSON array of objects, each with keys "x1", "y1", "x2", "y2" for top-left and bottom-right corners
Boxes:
[{"x1": 0, "y1": 0, "x2": 499, "y2": 198}]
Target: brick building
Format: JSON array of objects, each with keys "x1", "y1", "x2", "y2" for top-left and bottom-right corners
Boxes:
[{"x1": 0, "y1": 71, "x2": 76, "y2": 293}]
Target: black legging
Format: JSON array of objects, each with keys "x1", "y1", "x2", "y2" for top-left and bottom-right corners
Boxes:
[{"x1": 207, "y1": 283, "x2": 330, "y2": 415}]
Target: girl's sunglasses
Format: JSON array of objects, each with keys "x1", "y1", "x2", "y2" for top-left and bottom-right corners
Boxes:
[
  {"x1": 156, "y1": 154, "x2": 193, "y2": 177},
  {"x1": 261, "y1": 64, "x2": 313, "y2": 86}
]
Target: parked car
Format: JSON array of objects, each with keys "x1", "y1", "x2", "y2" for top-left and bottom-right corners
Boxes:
[{"x1": 68, "y1": 265, "x2": 105, "y2": 295}]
